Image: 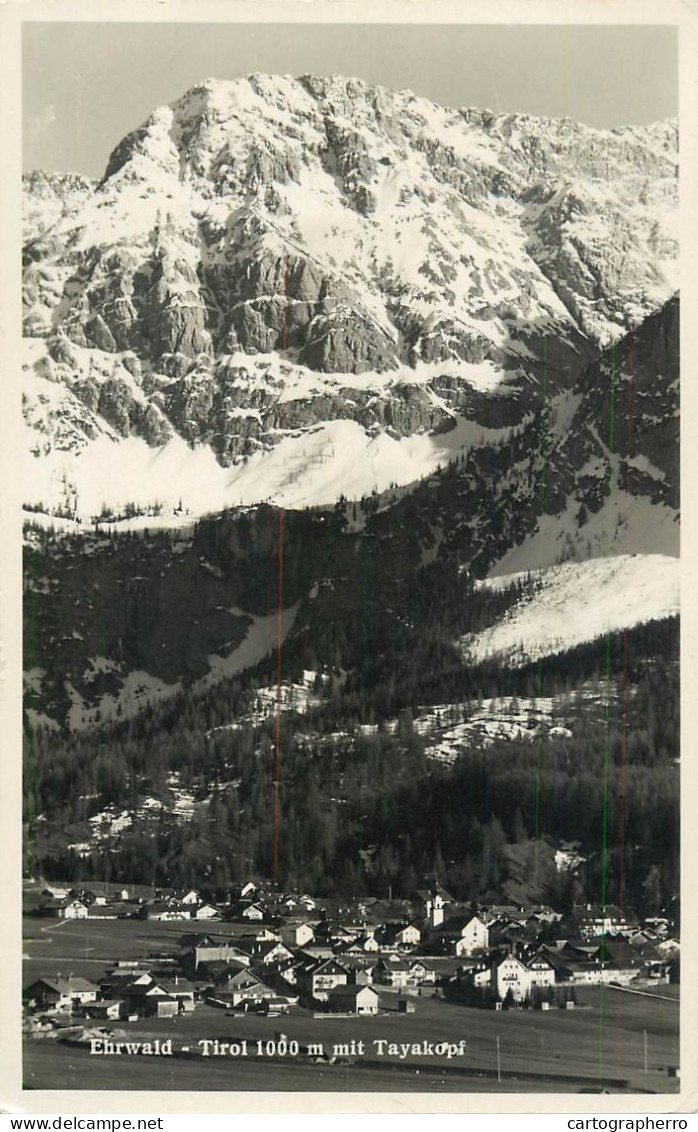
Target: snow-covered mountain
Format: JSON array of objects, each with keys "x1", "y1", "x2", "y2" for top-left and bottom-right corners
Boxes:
[
  {"x1": 22, "y1": 76, "x2": 680, "y2": 731},
  {"x1": 22, "y1": 74, "x2": 678, "y2": 520}
]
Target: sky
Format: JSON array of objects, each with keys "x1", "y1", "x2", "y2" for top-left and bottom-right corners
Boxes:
[{"x1": 23, "y1": 22, "x2": 678, "y2": 178}]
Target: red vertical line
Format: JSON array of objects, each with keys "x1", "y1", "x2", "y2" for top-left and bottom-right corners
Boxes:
[
  {"x1": 624, "y1": 330, "x2": 634, "y2": 498},
  {"x1": 611, "y1": 331, "x2": 634, "y2": 1078},
  {"x1": 598, "y1": 338, "x2": 617, "y2": 1086},
  {"x1": 620, "y1": 330, "x2": 633, "y2": 913},
  {"x1": 272, "y1": 261, "x2": 288, "y2": 878}
]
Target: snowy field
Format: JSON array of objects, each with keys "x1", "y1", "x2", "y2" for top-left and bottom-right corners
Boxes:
[{"x1": 465, "y1": 554, "x2": 679, "y2": 666}]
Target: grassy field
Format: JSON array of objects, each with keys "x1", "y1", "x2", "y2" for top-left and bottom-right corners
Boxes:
[
  {"x1": 22, "y1": 914, "x2": 264, "y2": 986},
  {"x1": 22, "y1": 916, "x2": 679, "y2": 1095},
  {"x1": 23, "y1": 992, "x2": 679, "y2": 1094}
]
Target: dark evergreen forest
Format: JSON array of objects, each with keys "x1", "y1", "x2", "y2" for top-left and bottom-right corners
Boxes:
[{"x1": 24, "y1": 504, "x2": 679, "y2": 920}]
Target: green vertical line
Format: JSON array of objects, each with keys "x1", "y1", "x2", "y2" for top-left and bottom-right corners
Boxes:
[
  {"x1": 608, "y1": 345, "x2": 616, "y2": 492},
  {"x1": 601, "y1": 633, "x2": 611, "y2": 912}
]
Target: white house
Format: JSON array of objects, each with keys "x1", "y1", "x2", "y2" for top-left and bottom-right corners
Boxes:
[
  {"x1": 374, "y1": 958, "x2": 411, "y2": 988},
  {"x1": 302, "y1": 959, "x2": 349, "y2": 1001},
  {"x1": 526, "y1": 953, "x2": 556, "y2": 990},
  {"x1": 452, "y1": 915, "x2": 489, "y2": 957},
  {"x1": 241, "y1": 903, "x2": 265, "y2": 921},
  {"x1": 394, "y1": 923, "x2": 421, "y2": 948},
  {"x1": 281, "y1": 922, "x2": 315, "y2": 948},
  {"x1": 25, "y1": 977, "x2": 98, "y2": 1012},
  {"x1": 193, "y1": 903, "x2": 220, "y2": 921},
  {"x1": 495, "y1": 955, "x2": 533, "y2": 1002},
  {"x1": 328, "y1": 985, "x2": 380, "y2": 1015},
  {"x1": 407, "y1": 959, "x2": 436, "y2": 985},
  {"x1": 61, "y1": 898, "x2": 89, "y2": 920}
]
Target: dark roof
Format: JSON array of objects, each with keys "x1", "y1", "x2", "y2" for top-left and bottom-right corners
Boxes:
[
  {"x1": 312, "y1": 958, "x2": 349, "y2": 975},
  {"x1": 178, "y1": 933, "x2": 218, "y2": 947},
  {"x1": 28, "y1": 976, "x2": 97, "y2": 994},
  {"x1": 415, "y1": 886, "x2": 453, "y2": 902},
  {"x1": 440, "y1": 913, "x2": 481, "y2": 933},
  {"x1": 328, "y1": 984, "x2": 379, "y2": 1000},
  {"x1": 571, "y1": 904, "x2": 638, "y2": 921}
]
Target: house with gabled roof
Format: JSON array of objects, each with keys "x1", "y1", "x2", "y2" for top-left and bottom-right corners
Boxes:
[
  {"x1": 373, "y1": 957, "x2": 411, "y2": 988},
  {"x1": 240, "y1": 902, "x2": 266, "y2": 921},
  {"x1": 113, "y1": 975, "x2": 191, "y2": 1016},
  {"x1": 178, "y1": 932, "x2": 218, "y2": 950},
  {"x1": 181, "y1": 941, "x2": 252, "y2": 976},
  {"x1": 210, "y1": 961, "x2": 251, "y2": 987},
  {"x1": 327, "y1": 985, "x2": 379, "y2": 1015},
  {"x1": 439, "y1": 913, "x2": 490, "y2": 957},
  {"x1": 25, "y1": 976, "x2": 98, "y2": 1013},
  {"x1": 407, "y1": 959, "x2": 437, "y2": 985},
  {"x1": 247, "y1": 940, "x2": 295, "y2": 966},
  {"x1": 254, "y1": 926, "x2": 282, "y2": 942},
  {"x1": 494, "y1": 954, "x2": 532, "y2": 1003},
  {"x1": 66, "y1": 887, "x2": 98, "y2": 906},
  {"x1": 40, "y1": 885, "x2": 69, "y2": 900},
  {"x1": 341, "y1": 959, "x2": 377, "y2": 986},
  {"x1": 216, "y1": 968, "x2": 278, "y2": 1008},
  {"x1": 84, "y1": 904, "x2": 119, "y2": 920},
  {"x1": 299, "y1": 958, "x2": 349, "y2": 1001},
  {"x1": 193, "y1": 903, "x2": 221, "y2": 921},
  {"x1": 155, "y1": 978, "x2": 196, "y2": 1012},
  {"x1": 238, "y1": 881, "x2": 259, "y2": 899},
  {"x1": 524, "y1": 949, "x2": 556, "y2": 990},
  {"x1": 281, "y1": 921, "x2": 315, "y2": 949},
  {"x1": 568, "y1": 904, "x2": 639, "y2": 940},
  {"x1": 138, "y1": 899, "x2": 190, "y2": 922},
  {"x1": 375, "y1": 922, "x2": 421, "y2": 949},
  {"x1": 37, "y1": 896, "x2": 90, "y2": 920},
  {"x1": 558, "y1": 937, "x2": 642, "y2": 984},
  {"x1": 99, "y1": 968, "x2": 156, "y2": 998}
]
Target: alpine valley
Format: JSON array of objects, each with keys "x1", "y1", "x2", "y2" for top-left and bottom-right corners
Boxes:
[{"x1": 23, "y1": 76, "x2": 679, "y2": 913}]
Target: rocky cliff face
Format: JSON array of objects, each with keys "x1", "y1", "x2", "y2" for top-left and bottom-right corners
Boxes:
[{"x1": 22, "y1": 75, "x2": 677, "y2": 517}]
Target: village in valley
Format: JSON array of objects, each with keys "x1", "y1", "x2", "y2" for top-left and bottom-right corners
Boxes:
[{"x1": 23, "y1": 875, "x2": 680, "y2": 1092}]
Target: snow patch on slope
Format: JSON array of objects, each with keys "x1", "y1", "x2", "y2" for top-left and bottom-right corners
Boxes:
[
  {"x1": 62, "y1": 605, "x2": 300, "y2": 730},
  {"x1": 491, "y1": 493, "x2": 679, "y2": 576},
  {"x1": 197, "y1": 604, "x2": 299, "y2": 689},
  {"x1": 25, "y1": 412, "x2": 511, "y2": 518},
  {"x1": 464, "y1": 554, "x2": 679, "y2": 666},
  {"x1": 65, "y1": 671, "x2": 182, "y2": 730}
]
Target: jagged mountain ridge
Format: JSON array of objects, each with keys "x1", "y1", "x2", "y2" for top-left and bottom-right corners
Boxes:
[{"x1": 22, "y1": 74, "x2": 677, "y2": 518}]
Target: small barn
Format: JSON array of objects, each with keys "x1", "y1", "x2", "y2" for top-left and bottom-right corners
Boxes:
[{"x1": 328, "y1": 985, "x2": 380, "y2": 1015}]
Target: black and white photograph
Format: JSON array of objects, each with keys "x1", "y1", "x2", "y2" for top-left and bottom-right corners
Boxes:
[{"x1": 9, "y1": 0, "x2": 694, "y2": 1110}]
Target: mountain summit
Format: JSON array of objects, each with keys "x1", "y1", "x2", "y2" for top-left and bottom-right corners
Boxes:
[{"x1": 23, "y1": 74, "x2": 678, "y2": 517}]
